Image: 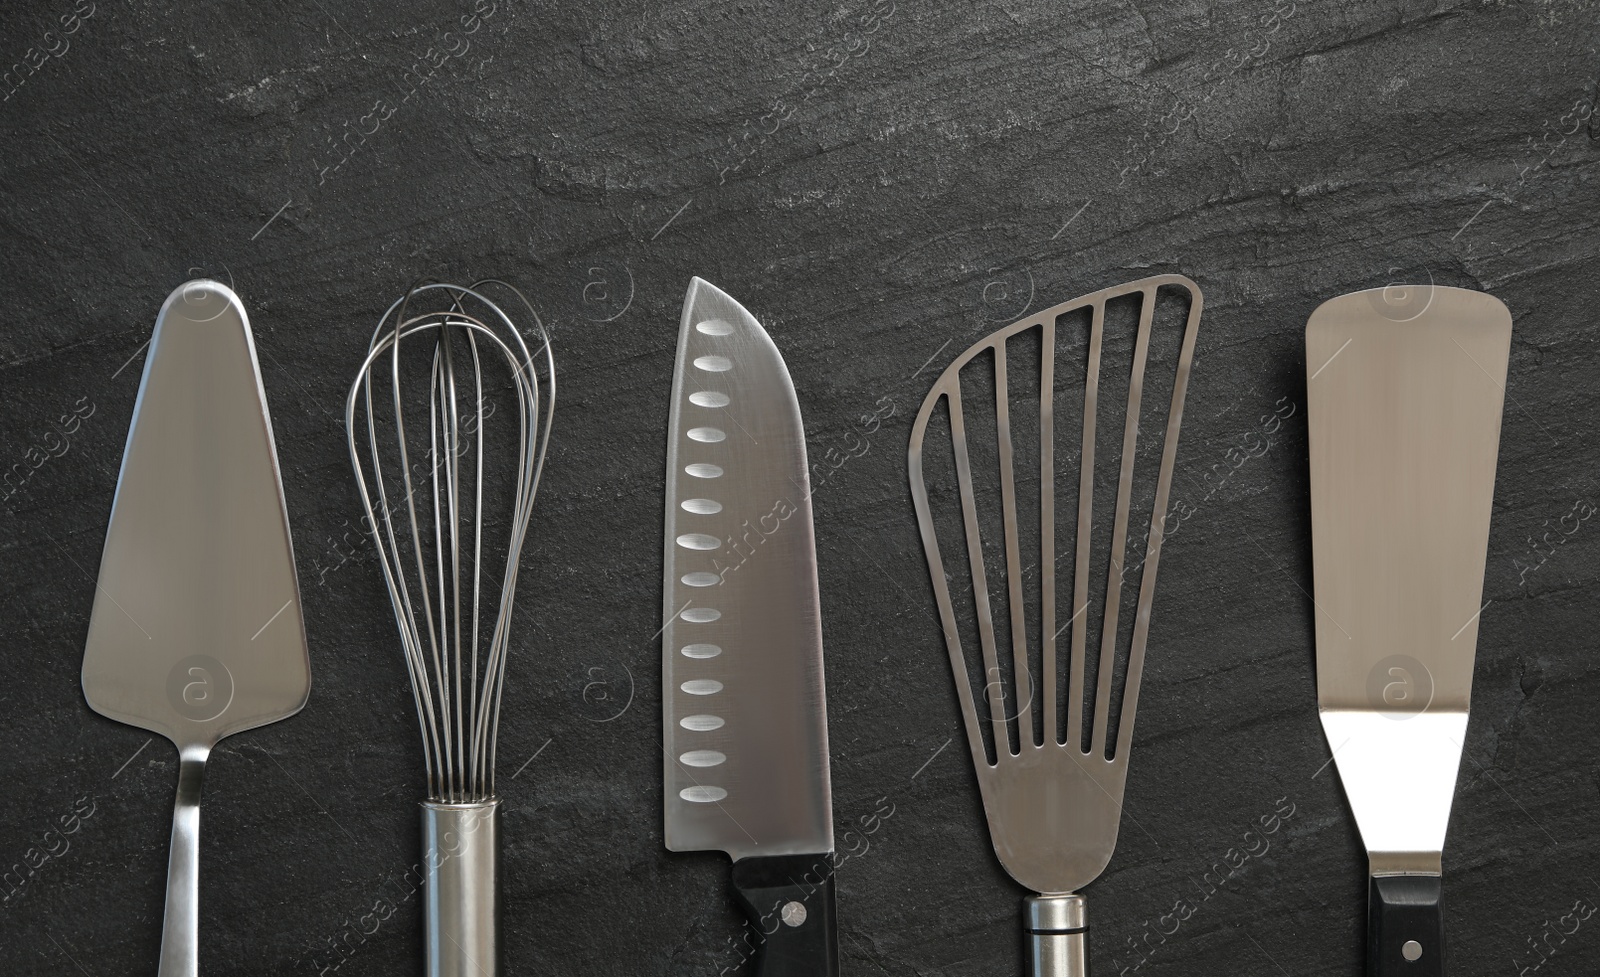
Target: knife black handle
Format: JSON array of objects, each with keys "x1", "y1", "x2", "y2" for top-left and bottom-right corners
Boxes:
[
  {"x1": 1368, "y1": 874, "x2": 1445, "y2": 977},
  {"x1": 730, "y1": 853, "x2": 839, "y2": 977}
]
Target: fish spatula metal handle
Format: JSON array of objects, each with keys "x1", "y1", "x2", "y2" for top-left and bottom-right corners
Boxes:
[
  {"x1": 910, "y1": 275, "x2": 1202, "y2": 977},
  {"x1": 1027, "y1": 894, "x2": 1087, "y2": 976}
]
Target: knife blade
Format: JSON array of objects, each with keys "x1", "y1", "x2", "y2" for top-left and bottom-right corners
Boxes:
[
  {"x1": 1307, "y1": 285, "x2": 1511, "y2": 977},
  {"x1": 82, "y1": 280, "x2": 309, "y2": 977},
  {"x1": 662, "y1": 277, "x2": 838, "y2": 977}
]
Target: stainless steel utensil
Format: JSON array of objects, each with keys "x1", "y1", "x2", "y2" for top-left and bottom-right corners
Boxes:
[
  {"x1": 909, "y1": 275, "x2": 1202, "y2": 977},
  {"x1": 662, "y1": 278, "x2": 838, "y2": 977},
  {"x1": 82, "y1": 280, "x2": 310, "y2": 977},
  {"x1": 1307, "y1": 285, "x2": 1511, "y2": 977},
  {"x1": 346, "y1": 281, "x2": 554, "y2": 977}
]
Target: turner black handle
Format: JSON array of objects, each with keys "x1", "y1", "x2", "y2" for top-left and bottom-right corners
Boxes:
[
  {"x1": 730, "y1": 853, "x2": 839, "y2": 977},
  {"x1": 1368, "y1": 875, "x2": 1445, "y2": 977}
]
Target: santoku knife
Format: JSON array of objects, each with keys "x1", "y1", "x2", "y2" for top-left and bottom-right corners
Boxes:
[{"x1": 662, "y1": 277, "x2": 838, "y2": 977}]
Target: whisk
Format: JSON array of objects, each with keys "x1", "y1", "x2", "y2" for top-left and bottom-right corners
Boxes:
[
  {"x1": 908, "y1": 275, "x2": 1201, "y2": 977},
  {"x1": 346, "y1": 280, "x2": 554, "y2": 977}
]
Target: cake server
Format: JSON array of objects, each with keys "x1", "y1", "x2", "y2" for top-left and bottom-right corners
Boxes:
[{"x1": 82, "y1": 280, "x2": 310, "y2": 977}]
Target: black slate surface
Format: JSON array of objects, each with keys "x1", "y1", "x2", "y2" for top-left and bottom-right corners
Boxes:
[{"x1": 3, "y1": 1, "x2": 1599, "y2": 975}]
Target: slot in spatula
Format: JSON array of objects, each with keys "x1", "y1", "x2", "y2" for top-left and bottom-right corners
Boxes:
[
  {"x1": 1307, "y1": 285, "x2": 1511, "y2": 977},
  {"x1": 81, "y1": 280, "x2": 310, "y2": 977}
]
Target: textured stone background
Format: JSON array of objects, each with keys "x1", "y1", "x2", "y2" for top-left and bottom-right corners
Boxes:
[{"x1": 2, "y1": 0, "x2": 1599, "y2": 974}]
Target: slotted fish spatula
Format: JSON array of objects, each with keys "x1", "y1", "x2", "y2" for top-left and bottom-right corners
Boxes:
[
  {"x1": 909, "y1": 275, "x2": 1202, "y2": 977},
  {"x1": 1308, "y1": 285, "x2": 1511, "y2": 977},
  {"x1": 82, "y1": 281, "x2": 310, "y2": 977}
]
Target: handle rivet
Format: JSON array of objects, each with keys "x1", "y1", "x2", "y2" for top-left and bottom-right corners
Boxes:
[
  {"x1": 1401, "y1": 939, "x2": 1423, "y2": 962},
  {"x1": 781, "y1": 900, "x2": 807, "y2": 927}
]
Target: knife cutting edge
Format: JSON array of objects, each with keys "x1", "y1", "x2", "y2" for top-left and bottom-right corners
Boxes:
[{"x1": 662, "y1": 277, "x2": 839, "y2": 977}]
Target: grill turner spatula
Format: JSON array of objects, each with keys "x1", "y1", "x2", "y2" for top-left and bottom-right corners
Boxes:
[{"x1": 1307, "y1": 285, "x2": 1512, "y2": 977}]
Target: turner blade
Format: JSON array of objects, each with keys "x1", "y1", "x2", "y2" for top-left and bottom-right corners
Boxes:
[
  {"x1": 82, "y1": 280, "x2": 309, "y2": 749},
  {"x1": 662, "y1": 277, "x2": 832, "y2": 860},
  {"x1": 1308, "y1": 284, "x2": 1510, "y2": 870}
]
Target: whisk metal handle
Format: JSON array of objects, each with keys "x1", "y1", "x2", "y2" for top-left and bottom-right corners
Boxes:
[
  {"x1": 157, "y1": 745, "x2": 209, "y2": 977},
  {"x1": 422, "y1": 800, "x2": 499, "y2": 977},
  {"x1": 1026, "y1": 894, "x2": 1087, "y2": 977}
]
